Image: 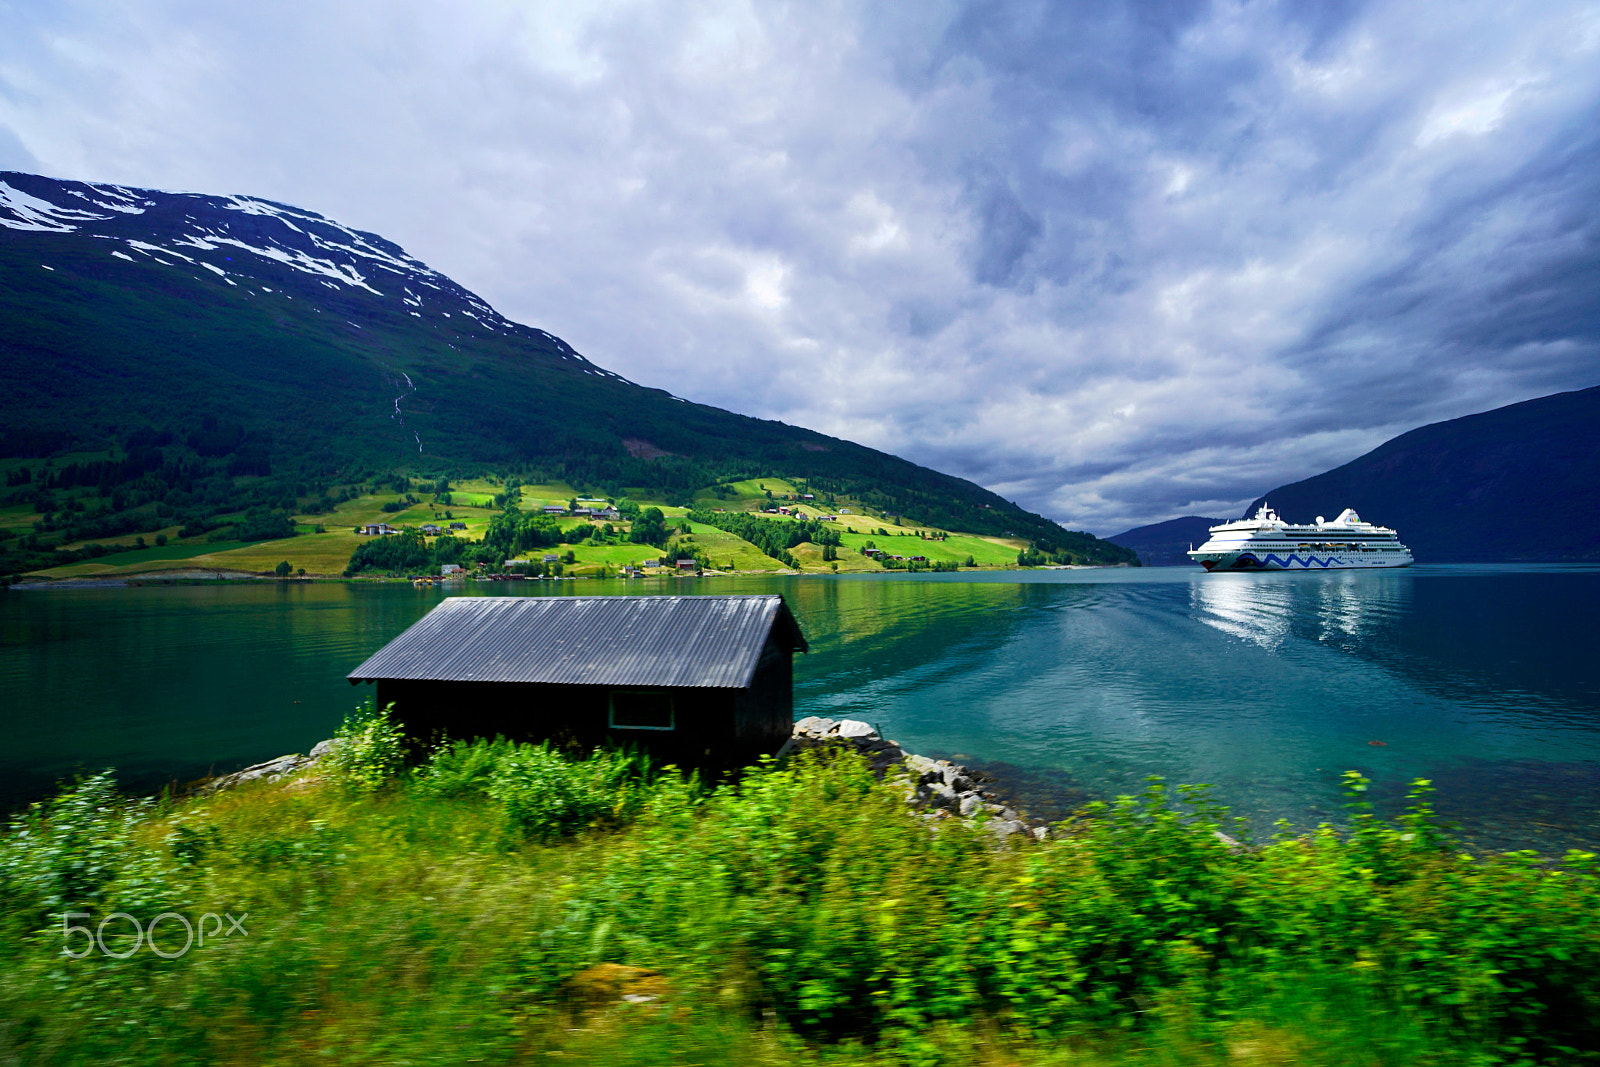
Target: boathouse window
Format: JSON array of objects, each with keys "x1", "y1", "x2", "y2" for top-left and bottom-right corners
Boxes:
[{"x1": 609, "y1": 691, "x2": 675, "y2": 731}]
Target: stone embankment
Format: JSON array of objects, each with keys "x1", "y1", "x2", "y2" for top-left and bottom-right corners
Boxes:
[{"x1": 779, "y1": 716, "x2": 1052, "y2": 841}]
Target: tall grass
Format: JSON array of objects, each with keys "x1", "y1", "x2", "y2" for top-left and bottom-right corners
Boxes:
[{"x1": 1, "y1": 737, "x2": 1596, "y2": 1065}]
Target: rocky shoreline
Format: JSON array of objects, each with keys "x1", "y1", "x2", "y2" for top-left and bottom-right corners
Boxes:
[
  {"x1": 208, "y1": 717, "x2": 1058, "y2": 841},
  {"x1": 780, "y1": 716, "x2": 1054, "y2": 840}
]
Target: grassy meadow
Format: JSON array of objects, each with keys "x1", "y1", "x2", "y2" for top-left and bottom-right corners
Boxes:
[{"x1": 2, "y1": 718, "x2": 1596, "y2": 1066}]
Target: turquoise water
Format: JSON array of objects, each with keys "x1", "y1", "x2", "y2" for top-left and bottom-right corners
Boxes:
[{"x1": 4, "y1": 565, "x2": 1598, "y2": 852}]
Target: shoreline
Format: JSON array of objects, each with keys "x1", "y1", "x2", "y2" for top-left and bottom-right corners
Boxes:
[{"x1": 7, "y1": 561, "x2": 1133, "y2": 590}]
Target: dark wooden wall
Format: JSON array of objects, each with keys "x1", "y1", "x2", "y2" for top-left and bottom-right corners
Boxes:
[{"x1": 365, "y1": 668, "x2": 791, "y2": 772}]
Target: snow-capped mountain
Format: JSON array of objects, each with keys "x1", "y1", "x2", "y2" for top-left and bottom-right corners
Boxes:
[{"x1": 0, "y1": 171, "x2": 620, "y2": 381}]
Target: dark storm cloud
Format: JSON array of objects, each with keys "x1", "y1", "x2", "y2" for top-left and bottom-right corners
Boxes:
[{"x1": 3, "y1": 0, "x2": 1598, "y2": 534}]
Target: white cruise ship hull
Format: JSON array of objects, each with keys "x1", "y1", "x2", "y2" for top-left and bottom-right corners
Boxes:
[{"x1": 1187, "y1": 548, "x2": 1412, "y2": 571}]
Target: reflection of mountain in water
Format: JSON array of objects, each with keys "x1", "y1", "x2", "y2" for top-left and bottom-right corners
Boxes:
[{"x1": 792, "y1": 578, "x2": 1082, "y2": 718}]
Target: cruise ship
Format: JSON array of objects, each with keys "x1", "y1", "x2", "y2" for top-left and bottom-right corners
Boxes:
[{"x1": 1187, "y1": 505, "x2": 1414, "y2": 571}]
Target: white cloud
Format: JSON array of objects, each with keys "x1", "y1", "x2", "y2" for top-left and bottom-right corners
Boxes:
[{"x1": 2, "y1": 0, "x2": 1599, "y2": 534}]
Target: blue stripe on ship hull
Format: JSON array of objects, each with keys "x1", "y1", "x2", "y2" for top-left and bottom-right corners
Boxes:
[{"x1": 1230, "y1": 553, "x2": 1349, "y2": 570}]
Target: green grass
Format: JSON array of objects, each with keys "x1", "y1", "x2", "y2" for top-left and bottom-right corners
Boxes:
[
  {"x1": 832, "y1": 529, "x2": 1025, "y2": 567},
  {"x1": 676, "y1": 523, "x2": 790, "y2": 572},
  {"x1": 2, "y1": 742, "x2": 1595, "y2": 1066},
  {"x1": 0, "y1": 503, "x2": 43, "y2": 534},
  {"x1": 34, "y1": 541, "x2": 255, "y2": 577}
]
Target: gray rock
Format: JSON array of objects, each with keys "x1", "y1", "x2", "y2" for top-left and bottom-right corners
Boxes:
[
  {"x1": 833, "y1": 719, "x2": 879, "y2": 740},
  {"x1": 203, "y1": 752, "x2": 309, "y2": 793},
  {"x1": 309, "y1": 738, "x2": 337, "y2": 760},
  {"x1": 793, "y1": 716, "x2": 834, "y2": 736},
  {"x1": 925, "y1": 782, "x2": 959, "y2": 810},
  {"x1": 943, "y1": 767, "x2": 974, "y2": 792},
  {"x1": 959, "y1": 793, "x2": 983, "y2": 817},
  {"x1": 242, "y1": 754, "x2": 303, "y2": 778},
  {"x1": 1031, "y1": 826, "x2": 1050, "y2": 842},
  {"x1": 993, "y1": 820, "x2": 1027, "y2": 837}
]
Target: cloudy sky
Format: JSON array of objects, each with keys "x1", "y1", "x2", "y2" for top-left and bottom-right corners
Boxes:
[{"x1": 3, "y1": 0, "x2": 1598, "y2": 533}]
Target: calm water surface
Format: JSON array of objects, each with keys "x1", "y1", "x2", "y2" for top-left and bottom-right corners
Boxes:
[{"x1": 4, "y1": 565, "x2": 1597, "y2": 852}]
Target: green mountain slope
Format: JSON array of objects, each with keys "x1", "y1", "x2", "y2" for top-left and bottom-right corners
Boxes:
[{"x1": 0, "y1": 172, "x2": 1134, "y2": 573}]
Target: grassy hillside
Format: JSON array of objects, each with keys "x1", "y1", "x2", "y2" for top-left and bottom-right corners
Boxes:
[{"x1": 19, "y1": 478, "x2": 1046, "y2": 580}]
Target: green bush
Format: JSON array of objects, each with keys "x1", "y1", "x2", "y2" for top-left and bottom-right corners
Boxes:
[
  {"x1": 412, "y1": 736, "x2": 502, "y2": 798},
  {"x1": 0, "y1": 771, "x2": 142, "y2": 940},
  {"x1": 486, "y1": 743, "x2": 648, "y2": 842},
  {"x1": 323, "y1": 701, "x2": 405, "y2": 794},
  {"x1": 415, "y1": 737, "x2": 664, "y2": 842}
]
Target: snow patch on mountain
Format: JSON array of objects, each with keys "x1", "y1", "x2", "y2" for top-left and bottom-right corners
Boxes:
[
  {"x1": 1, "y1": 181, "x2": 98, "y2": 232},
  {"x1": 198, "y1": 232, "x2": 384, "y2": 295},
  {"x1": 1, "y1": 179, "x2": 151, "y2": 232}
]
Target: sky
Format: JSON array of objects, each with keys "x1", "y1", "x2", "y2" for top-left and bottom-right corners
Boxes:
[{"x1": 2, "y1": 0, "x2": 1598, "y2": 535}]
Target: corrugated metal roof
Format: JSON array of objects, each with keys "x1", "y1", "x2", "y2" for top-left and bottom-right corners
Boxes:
[{"x1": 347, "y1": 594, "x2": 807, "y2": 689}]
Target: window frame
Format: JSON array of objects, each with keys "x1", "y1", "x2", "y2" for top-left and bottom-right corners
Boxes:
[{"x1": 608, "y1": 690, "x2": 676, "y2": 732}]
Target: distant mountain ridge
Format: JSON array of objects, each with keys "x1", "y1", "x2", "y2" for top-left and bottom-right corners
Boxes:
[
  {"x1": 1106, "y1": 516, "x2": 1224, "y2": 567},
  {"x1": 0, "y1": 170, "x2": 1130, "y2": 561},
  {"x1": 1246, "y1": 385, "x2": 1600, "y2": 562}
]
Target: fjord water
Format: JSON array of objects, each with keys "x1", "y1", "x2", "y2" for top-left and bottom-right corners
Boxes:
[{"x1": 4, "y1": 566, "x2": 1598, "y2": 853}]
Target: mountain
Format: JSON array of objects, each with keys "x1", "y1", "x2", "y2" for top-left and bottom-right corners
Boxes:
[
  {"x1": 0, "y1": 172, "x2": 1135, "y2": 569},
  {"x1": 1106, "y1": 516, "x2": 1224, "y2": 567},
  {"x1": 1245, "y1": 385, "x2": 1600, "y2": 562}
]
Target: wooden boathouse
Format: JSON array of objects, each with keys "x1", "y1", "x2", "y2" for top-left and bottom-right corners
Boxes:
[{"x1": 347, "y1": 594, "x2": 808, "y2": 769}]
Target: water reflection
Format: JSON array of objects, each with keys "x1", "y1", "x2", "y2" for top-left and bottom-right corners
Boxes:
[{"x1": 1191, "y1": 570, "x2": 1412, "y2": 650}]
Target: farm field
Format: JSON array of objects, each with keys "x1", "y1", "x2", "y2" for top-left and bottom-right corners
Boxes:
[
  {"x1": 17, "y1": 475, "x2": 1069, "y2": 582},
  {"x1": 0, "y1": 503, "x2": 42, "y2": 535}
]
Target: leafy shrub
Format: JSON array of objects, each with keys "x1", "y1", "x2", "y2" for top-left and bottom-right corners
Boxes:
[
  {"x1": 3, "y1": 750, "x2": 1599, "y2": 1063},
  {"x1": 0, "y1": 771, "x2": 146, "y2": 939},
  {"x1": 487, "y1": 744, "x2": 650, "y2": 842},
  {"x1": 323, "y1": 701, "x2": 405, "y2": 794},
  {"x1": 412, "y1": 736, "x2": 524, "y2": 800},
  {"x1": 415, "y1": 738, "x2": 659, "y2": 841}
]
